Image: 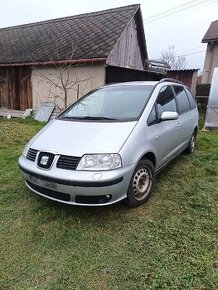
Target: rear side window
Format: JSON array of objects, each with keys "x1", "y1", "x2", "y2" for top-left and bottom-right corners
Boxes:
[
  {"x1": 156, "y1": 86, "x2": 177, "y2": 118},
  {"x1": 173, "y1": 86, "x2": 191, "y2": 114},
  {"x1": 185, "y1": 88, "x2": 197, "y2": 110}
]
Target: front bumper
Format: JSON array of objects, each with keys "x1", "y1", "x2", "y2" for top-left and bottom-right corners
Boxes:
[{"x1": 18, "y1": 155, "x2": 135, "y2": 206}]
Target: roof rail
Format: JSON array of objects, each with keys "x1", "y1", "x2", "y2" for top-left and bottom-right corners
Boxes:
[{"x1": 159, "y1": 78, "x2": 185, "y2": 85}]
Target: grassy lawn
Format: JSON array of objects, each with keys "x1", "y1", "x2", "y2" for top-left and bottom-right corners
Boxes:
[{"x1": 0, "y1": 115, "x2": 217, "y2": 290}]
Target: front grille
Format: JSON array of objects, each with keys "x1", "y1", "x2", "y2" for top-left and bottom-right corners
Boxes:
[
  {"x1": 26, "y1": 148, "x2": 38, "y2": 161},
  {"x1": 26, "y1": 180, "x2": 71, "y2": 202},
  {"x1": 57, "y1": 155, "x2": 81, "y2": 170}
]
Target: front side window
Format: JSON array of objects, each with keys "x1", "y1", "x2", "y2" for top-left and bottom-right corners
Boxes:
[
  {"x1": 147, "y1": 106, "x2": 157, "y2": 126},
  {"x1": 156, "y1": 86, "x2": 177, "y2": 118},
  {"x1": 173, "y1": 85, "x2": 191, "y2": 114},
  {"x1": 61, "y1": 85, "x2": 154, "y2": 121}
]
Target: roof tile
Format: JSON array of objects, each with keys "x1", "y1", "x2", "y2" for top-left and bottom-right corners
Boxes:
[{"x1": 0, "y1": 4, "x2": 140, "y2": 64}]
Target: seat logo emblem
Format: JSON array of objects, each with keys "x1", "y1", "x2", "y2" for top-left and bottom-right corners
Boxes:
[{"x1": 40, "y1": 156, "x2": 49, "y2": 166}]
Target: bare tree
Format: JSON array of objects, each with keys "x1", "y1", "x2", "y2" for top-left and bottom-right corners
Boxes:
[
  {"x1": 160, "y1": 45, "x2": 186, "y2": 70},
  {"x1": 33, "y1": 63, "x2": 97, "y2": 109}
]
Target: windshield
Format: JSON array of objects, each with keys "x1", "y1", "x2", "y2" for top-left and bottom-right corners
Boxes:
[{"x1": 61, "y1": 85, "x2": 154, "y2": 121}]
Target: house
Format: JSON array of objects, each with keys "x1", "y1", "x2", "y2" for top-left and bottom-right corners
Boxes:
[
  {"x1": 202, "y1": 20, "x2": 218, "y2": 83},
  {"x1": 0, "y1": 4, "x2": 162, "y2": 111},
  {"x1": 166, "y1": 69, "x2": 199, "y2": 95}
]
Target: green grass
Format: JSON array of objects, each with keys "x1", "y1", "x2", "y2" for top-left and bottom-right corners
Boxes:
[{"x1": 0, "y1": 116, "x2": 217, "y2": 290}]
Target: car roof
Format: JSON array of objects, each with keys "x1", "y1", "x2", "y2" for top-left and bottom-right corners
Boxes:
[
  {"x1": 103, "y1": 80, "x2": 187, "y2": 88},
  {"x1": 104, "y1": 81, "x2": 159, "y2": 88}
]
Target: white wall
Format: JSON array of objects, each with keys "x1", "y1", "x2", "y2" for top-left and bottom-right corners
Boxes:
[
  {"x1": 31, "y1": 64, "x2": 105, "y2": 109},
  {"x1": 202, "y1": 42, "x2": 218, "y2": 83}
]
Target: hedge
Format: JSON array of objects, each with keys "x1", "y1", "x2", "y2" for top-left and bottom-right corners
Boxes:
[{"x1": 196, "y1": 84, "x2": 211, "y2": 96}]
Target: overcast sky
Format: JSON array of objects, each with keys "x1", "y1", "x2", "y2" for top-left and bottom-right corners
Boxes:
[{"x1": 0, "y1": 0, "x2": 217, "y2": 71}]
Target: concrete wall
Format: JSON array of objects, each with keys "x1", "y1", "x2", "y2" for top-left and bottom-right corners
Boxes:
[
  {"x1": 31, "y1": 64, "x2": 105, "y2": 109},
  {"x1": 191, "y1": 71, "x2": 198, "y2": 95},
  {"x1": 202, "y1": 42, "x2": 218, "y2": 83}
]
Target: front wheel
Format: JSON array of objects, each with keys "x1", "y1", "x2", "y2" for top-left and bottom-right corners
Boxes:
[
  {"x1": 184, "y1": 131, "x2": 196, "y2": 154},
  {"x1": 126, "y1": 159, "x2": 156, "y2": 207}
]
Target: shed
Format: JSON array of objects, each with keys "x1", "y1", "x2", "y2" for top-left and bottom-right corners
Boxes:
[
  {"x1": 0, "y1": 4, "x2": 161, "y2": 111},
  {"x1": 166, "y1": 69, "x2": 199, "y2": 95}
]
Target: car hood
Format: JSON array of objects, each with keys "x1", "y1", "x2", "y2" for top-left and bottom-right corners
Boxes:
[{"x1": 30, "y1": 119, "x2": 137, "y2": 156}]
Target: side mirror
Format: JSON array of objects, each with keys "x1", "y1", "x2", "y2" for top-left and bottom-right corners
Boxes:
[{"x1": 161, "y1": 111, "x2": 178, "y2": 121}]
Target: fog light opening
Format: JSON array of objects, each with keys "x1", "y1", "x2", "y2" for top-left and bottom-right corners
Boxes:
[{"x1": 75, "y1": 194, "x2": 112, "y2": 204}]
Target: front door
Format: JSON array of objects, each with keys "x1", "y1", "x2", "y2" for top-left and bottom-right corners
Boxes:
[{"x1": 147, "y1": 85, "x2": 180, "y2": 169}]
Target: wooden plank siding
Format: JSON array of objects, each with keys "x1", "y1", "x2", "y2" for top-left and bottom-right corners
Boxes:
[
  {"x1": 0, "y1": 67, "x2": 32, "y2": 110},
  {"x1": 166, "y1": 70, "x2": 198, "y2": 95},
  {"x1": 106, "y1": 17, "x2": 144, "y2": 70}
]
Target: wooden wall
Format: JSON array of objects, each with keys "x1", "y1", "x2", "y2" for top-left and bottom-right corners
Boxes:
[
  {"x1": 106, "y1": 16, "x2": 144, "y2": 70},
  {"x1": 0, "y1": 67, "x2": 32, "y2": 110},
  {"x1": 166, "y1": 70, "x2": 198, "y2": 95}
]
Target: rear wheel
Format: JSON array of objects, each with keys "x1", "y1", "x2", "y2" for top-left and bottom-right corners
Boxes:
[
  {"x1": 126, "y1": 159, "x2": 156, "y2": 207},
  {"x1": 184, "y1": 131, "x2": 196, "y2": 154}
]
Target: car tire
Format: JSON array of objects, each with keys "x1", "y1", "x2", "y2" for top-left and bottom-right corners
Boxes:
[
  {"x1": 126, "y1": 159, "x2": 156, "y2": 207},
  {"x1": 184, "y1": 131, "x2": 196, "y2": 154}
]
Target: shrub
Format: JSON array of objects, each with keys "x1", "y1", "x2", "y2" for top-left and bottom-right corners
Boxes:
[{"x1": 196, "y1": 84, "x2": 211, "y2": 96}]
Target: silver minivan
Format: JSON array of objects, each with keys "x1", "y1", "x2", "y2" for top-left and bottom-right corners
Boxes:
[{"x1": 19, "y1": 79, "x2": 198, "y2": 207}]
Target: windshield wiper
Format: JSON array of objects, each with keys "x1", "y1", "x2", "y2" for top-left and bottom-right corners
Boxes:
[
  {"x1": 62, "y1": 116, "x2": 118, "y2": 121},
  {"x1": 78, "y1": 116, "x2": 118, "y2": 120},
  {"x1": 61, "y1": 116, "x2": 81, "y2": 120}
]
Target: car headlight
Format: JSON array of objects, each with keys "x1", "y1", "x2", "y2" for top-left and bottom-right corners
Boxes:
[
  {"x1": 22, "y1": 143, "x2": 30, "y2": 158},
  {"x1": 77, "y1": 154, "x2": 122, "y2": 171}
]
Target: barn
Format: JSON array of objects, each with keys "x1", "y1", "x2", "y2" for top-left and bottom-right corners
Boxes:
[{"x1": 0, "y1": 4, "x2": 162, "y2": 112}]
